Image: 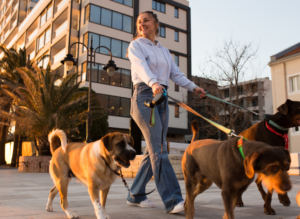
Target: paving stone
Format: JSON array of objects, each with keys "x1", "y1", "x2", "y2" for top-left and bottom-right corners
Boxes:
[{"x1": 0, "y1": 169, "x2": 300, "y2": 219}]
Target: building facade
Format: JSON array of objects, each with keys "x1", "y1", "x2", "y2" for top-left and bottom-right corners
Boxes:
[
  {"x1": 269, "y1": 42, "x2": 300, "y2": 153},
  {"x1": 1, "y1": 0, "x2": 192, "y2": 144},
  {"x1": 218, "y1": 78, "x2": 273, "y2": 132}
]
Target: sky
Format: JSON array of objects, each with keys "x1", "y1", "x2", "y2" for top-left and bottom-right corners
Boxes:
[{"x1": 188, "y1": 0, "x2": 300, "y2": 80}]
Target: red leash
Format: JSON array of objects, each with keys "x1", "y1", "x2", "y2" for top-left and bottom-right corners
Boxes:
[{"x1": 265, "y1": 121, "x2": 289, "y2": 150}]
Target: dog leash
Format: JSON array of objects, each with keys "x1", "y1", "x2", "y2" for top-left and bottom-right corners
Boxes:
[
  {"x1": 199, "y1": 90, "x2": 260, "y2": 116},
  {"x1": 100, "y1": 155, "x2": 155, "y2": 197}
]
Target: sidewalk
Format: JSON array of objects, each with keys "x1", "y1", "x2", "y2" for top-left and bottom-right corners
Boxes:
[{"x1": 0, "y1": 169, "x2": 299, "y2": 219}]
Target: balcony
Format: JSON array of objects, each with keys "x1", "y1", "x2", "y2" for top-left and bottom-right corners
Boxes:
[
  {"x1": 27, "y1": 28, "x2": 37, "y2": 42},
  {"x1": 51, "y1": 35, "x2": 66, "y2": 69},
  {"x1": 53, "y1": 20, "x2": 67, "y2": 38},
  {"x1": 54, "y1": 0, "x2": 68, "y2": 14}
]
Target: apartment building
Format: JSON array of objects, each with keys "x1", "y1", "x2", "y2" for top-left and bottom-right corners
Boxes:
[
  {"x1": 269, "y1": 42, "x2": 300, "y2": 152},
  {"x1": 219, "y1": 77, "x2": 273, "y2": 128},
  {"x1": 1, "y1": 0, "x2": 192, "y2": 145}
]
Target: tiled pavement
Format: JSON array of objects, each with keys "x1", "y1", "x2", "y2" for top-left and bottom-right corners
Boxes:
[{"x1": 0, "y1": 169, "x2": 300, "y2": 219}]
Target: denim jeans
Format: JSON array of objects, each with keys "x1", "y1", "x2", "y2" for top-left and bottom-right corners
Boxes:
[{"x1": 127, "y1": 82, "x2": 183, "y2": 212}]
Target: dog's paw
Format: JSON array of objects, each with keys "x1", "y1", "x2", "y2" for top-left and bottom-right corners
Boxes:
[
  {"x1": 278, "y1": 193, "x2": 291, "y2": 206},
  {"x1": 46, "y1": 205, "x2": 53, "y2": 212},
  {"x1": 65, "y1": 208, "x2": 79, "y2": 219},
  {"x1": 264, "y1": 205, "x2": 276, "y2": 215},
  {"x1": 235, "y1": 197, "x2": 244, "y2": 207}
]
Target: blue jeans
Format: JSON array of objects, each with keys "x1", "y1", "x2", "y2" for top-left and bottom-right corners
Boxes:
[{"x1": 127, "y1": 83, "x2": 183, "y2": 212}]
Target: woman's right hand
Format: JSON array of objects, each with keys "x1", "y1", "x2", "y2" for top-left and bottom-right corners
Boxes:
[{"x1": 152, "y1": 83, "x2": 164, "y2": 95}]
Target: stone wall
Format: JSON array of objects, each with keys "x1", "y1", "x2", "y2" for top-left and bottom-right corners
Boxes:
[{"x1": 18, "y1": 156, "x2": 51, "y2": 173}]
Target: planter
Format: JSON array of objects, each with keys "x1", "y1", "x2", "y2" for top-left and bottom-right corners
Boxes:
[{"x1": 18, "y1": 156, "x2": 51, "y2": 173}]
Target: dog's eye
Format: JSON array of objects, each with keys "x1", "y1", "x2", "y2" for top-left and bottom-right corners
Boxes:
[
  {"x1": 117, "y1": 141, "x2": 126, "y2": 148},
  {"x1": 267, "y1": 165, "x2": 279, "y2": 173}
]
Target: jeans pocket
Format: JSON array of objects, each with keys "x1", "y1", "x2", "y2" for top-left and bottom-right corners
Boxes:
[{"x1": 137, "y1": 85, "x2": 152, "y2": 95}]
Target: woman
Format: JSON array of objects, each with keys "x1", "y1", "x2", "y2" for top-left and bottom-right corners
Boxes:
[{"x1": 126, "y1": 11, "x2": 206, "y2": 213}]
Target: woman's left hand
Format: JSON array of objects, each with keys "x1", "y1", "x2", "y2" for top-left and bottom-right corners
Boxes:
[{"x1": 194, "y1": 87, "x2": 207, "y2": 99}]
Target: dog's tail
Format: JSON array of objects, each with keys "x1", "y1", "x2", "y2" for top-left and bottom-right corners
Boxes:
[
  {"x1": 191, "y1": 120, "x2": 199, "y2": 143},
  {"x1": 48, "y1": 129, "x2": 67, "y2": 154}
]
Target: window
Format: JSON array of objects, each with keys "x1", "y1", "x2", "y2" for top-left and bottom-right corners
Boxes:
[
  {"x1": 253, "y1": 111, "x2": 259, "y2": 121},
  {"x1": 112, "y1": 0, "x2": 133, "y2": 7},
  {"x1": 83, "y1": 33, "x2": 130, "y2": 59},
  {"x1": 40, "y1": 11, "x2": 46, "y2": 27},
  {"x1": 224, "y1": 89, "x2": 229, "y2": 98},
  {"x1": 175, "y1": 7, "x2": 179, "y2": 18},
  {"x1": 175, "y1": 105, "x2": 179, "y2": 118},
  {"x1": 83, "y1": 61, "x2": 131, "y2": 88},
  {"x1": 90, "y1": 5, "x2": 101, "y2": 24},
  {"x1": 47, "y1": 4, "x2": 53, "y2": 20},
  {"x1": 152, "y1": 0, "x2": 165, "y2": 13},
  {"x1": 159, "y1": 26, "x2": 165, "y2": 38},
  {"x1": 45, "y1": 27, "x2": 51, "y2": 44},
  {"x1": 289, "y1": 75, "x2": 300, "y2": 92},
  {"x1": 175, "y1": 84, "x2": 179, "y2": 92},
  {"x1": 98, "y1": 94, "x2": 130, "y2": 117},
  {"x1": 175, "y1": 31, "x2": 179, "y2": 42},
  {"x1": 101, "y1": 8, "x2": 112, "y2": 27},
  {"x1": 37, "y1": 33, "x2": 44, "y2": 51},
  {"x1": 84, "y1": 5, "x2": 90, "y2": 23},
  {"x1": 252, "y1": 97, "x2": 258, "y2": 107},
  {"x1": 85, "y1": 4, "x2": 132, "y2": 33},
  {"x1": 174, "y1": 55, "x2": 179, "y2": 66}
]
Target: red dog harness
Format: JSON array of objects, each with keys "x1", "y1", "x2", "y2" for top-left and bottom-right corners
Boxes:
[{"x1": 265, "y1": 121, "x2": 289, "y2": 150}]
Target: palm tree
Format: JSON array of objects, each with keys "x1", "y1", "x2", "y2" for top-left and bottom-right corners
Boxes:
[
  {"x1": 1, "y1": 64, "x2": 107, "y2": 155},
  {"x1": 0, "y1": 46, "x2": 32, "y2": 165}
]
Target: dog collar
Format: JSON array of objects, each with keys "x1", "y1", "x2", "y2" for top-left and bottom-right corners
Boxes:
[
  {"x1": 237, "y1": 137, "x2": 246, "y2": 159},
  {"x1": 268, "y1": 120, "x2": 289, "y2": 131},
  {"x1": 100, "y1": 155, "x2": 121, "y2": 176},
  {"x1": 265, "y1": 121, "x2": 289, "y2": 149}
]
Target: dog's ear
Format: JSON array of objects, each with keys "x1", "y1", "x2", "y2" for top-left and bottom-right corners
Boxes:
[
  {"x1": 244, "y1": 152, "x2": 259, "y2": 178},
  {"x1": 101, "y1": 133, "x2": 115, "y2": 153},
  {"x1": 128, "y1": 135, "x2": 134, "y2": 147},
  {"x1": 277, "y1": 99, "x2": 292, "y2": 115}
]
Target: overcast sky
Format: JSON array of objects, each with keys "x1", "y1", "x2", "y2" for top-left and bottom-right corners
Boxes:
[{"x1": 188, "y1": 0, "x2": 300, "y2": 80}]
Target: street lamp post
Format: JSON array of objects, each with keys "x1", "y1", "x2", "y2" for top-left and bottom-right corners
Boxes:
[{"x1": 61, "y1": 35, "x2": 119, "y2": 143}]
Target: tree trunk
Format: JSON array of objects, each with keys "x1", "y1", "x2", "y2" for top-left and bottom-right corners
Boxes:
[
  {"x1": 36, "y1": 136, "x2": 51, "y2": 156},
  {"x1": 10, "y1": 133, "x2": 19, "y2": 167},
  {"x1": 0, "y1": 122, "x2": 7, "y2": 165}
]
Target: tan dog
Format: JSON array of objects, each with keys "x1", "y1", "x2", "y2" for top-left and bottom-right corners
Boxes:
[
  {"x1": 45, "y1": 130, "x2": 136, "y2": 219},
  {"x1": 296, "y1": 192, "x2": 300, "y2": 219}
]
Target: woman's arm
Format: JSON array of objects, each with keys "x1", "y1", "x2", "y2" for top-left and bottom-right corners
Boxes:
[
  {"x1": 169, "y1": 52, "x2": 206, "y2": 98},
  {"x1": 128, "y1": 41, "x2": 158, "y2": 87}
]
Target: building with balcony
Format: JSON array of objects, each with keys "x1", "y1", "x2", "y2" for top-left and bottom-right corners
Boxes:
[
  {"x1": 269, "y1": 42, "x2": 300, "y2": 152},
  {"x1": 218, "y1": 77, "x2": 273, "y2": 128},
  {"x1": 2, "y1": 0, "x2": 192, "y2": 145}
]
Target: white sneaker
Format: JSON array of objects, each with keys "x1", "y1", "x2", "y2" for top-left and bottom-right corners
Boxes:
[
  {"x1": 127, "y1": 199, "x2": 155, "y2": 208},
  {"x1": 168, "y1": 201, "x2": 185, "y2": 214}
]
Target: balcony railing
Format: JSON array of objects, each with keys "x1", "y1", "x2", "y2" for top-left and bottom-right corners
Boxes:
[
  {"x1": 27, "y1": 28, "x2": 37, "y2": 42},
  {"x1": 52, "y1": 49, "x2": 65, "y2": 65},
  {"x1": 29, "y1": 51, "x2": 35, "y2": 60},
  {"x1": 55, "y1": 0, "x2": 67, "y2": 14},
  {"x1": 53, "y1": 20, "x2": 67, "y2": 38}
]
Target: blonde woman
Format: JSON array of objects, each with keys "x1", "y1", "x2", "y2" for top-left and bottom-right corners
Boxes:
[{"x1": 127, "y1": 11, "x2": 206, "y2": 213}]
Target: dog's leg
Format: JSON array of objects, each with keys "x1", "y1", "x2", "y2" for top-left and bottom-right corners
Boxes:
[
  {"x1": 100, "y1": 187, "x2": 110, "y2": 219},
  {"x1": 264, "y1": 189, "x2": 276, "y2": 215},
  {"x1": 88, "y1": 186, "x2": 106, "y2": 219},
  {"x1": 235, "y1": 195, "x2": 244, "y2": 207},
  {"x1": 184, "y1": 174, "x2": 198, "y2": 219},
  {"x1": 278, "y1": 192, "x2": 291, "y2": 206},
  {"x1": 57, "y1": 178, "x2": 78, "y2": 219},
  {"x1": 255, "y1": 176, "x2": 267, "y2": 200},
  {"x1": 46, "y1": 186, "x2": 59, "y2": 212},
  {"x1": 221, "y1": 189, "x2": 235, "y2": 219}
]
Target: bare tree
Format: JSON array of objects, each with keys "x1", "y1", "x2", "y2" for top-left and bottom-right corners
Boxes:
[{"x1": 190, "y1": 38, "x2": 269, "y2": 139}]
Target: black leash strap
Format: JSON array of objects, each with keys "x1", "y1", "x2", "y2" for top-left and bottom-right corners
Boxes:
[{"x1": 101, "y1": 156, "x2": 156, "y2": 198}]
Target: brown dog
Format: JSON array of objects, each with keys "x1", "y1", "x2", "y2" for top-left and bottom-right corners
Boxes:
[
  {"x1": 237, "y1": 99, "x2": 300, "y2": 214},
  {"x1": 182, "y1": 124, "x2": 291, "y2": 219},
  {"x1": 45, "y1": 130, "x2": 136, "y2": 219},
  {"x1": 296, "y1": 192, "x2": 300, "y2": 219}
]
